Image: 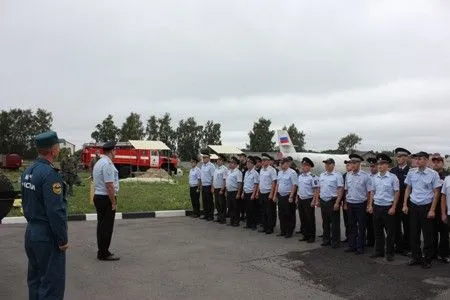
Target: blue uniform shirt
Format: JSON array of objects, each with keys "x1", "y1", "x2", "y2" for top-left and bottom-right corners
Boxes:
[
  {"x1": 188, "y1": 167, "x2": 201, "y2": 187},
  {"x1": 297, "y1": 172, "x2": 319, "y2": 199},
  {"x1": 277, "y1": 168, "x2": 298, "y2": 196},
  {"x1": 226, "y1": 168, "x2": 243, "y2": 192},
  {"x1": 405, "y1": 167, "x2": 441, "y2": 205},
  {"x1": 243, "y1": 168, "x2": 259, "y2": 193},
  {"x1": 93, "y1": 156, "x2": 119, "y2": 195},
  {"x1": 441, "y1": 176, "x2": 450, "y2": 215},
  {"x1": 21, "y1": 157, "x2": 68, "y2": 246},
  {"x1": 200, "y1": 162, "x2": 215, "y2": 186},
  {"x1": 213, "y1": 165, "x2": 228, "y2": 189},
  {"x1": 319, "y1": 171, "x2": 344, "y2": 201},
  {"x1": 345, "y1": 170, "x2": 372, "y2": 204},
  {"x1": 259, "y1": 166, "x2": 278, "y2": 194},
  {"x1": 372, "y1": 172, "x2": 400, "y2": 206}
]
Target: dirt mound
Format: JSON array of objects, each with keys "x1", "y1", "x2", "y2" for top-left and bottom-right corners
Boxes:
[{"x1": 136, "y1": 168, "x2": 171, "y2": 179}]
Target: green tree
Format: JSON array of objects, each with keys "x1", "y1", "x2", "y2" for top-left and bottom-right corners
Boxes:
[
  {"x1": 201, "y1": 120, "x2": 222, "y2": 148},
  {"x1": 247, "y1": 117, "x2": 275, "y2": 152},
  {"x1": 120, "y1": 112, "x2": 145, "y2": 141},
  {"x1": 91, "y1": 114, "x2": 120, "y2": 142},
  {"x1": 337, "y1": 133, "x2": 362, "y2": 153},
  {"x1": 33, "y1": 109, "x2": 53, "y2": 133},
  {"x1": 157, "y1": 113, "x2": 175, "y2": 149},
  {"x1": 0, "y1": 108, "x2": 53, "y2": 158},
  {"x1": 146, "y1": 115, "x2": 159, "y2": 140},
  {"x1": 282, "y1": 123, "x2": 305, "y2": 152},
  {"x1": 176, "y1": 117, "x2": 203, "y2": 161}
]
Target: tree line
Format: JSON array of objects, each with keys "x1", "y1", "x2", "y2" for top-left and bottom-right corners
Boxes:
[
  {"x1": 0, "y1": 108, "x2": 53, "y2": 158},
  {"x1": 91, "y1": 114, "x2": 362, "y2": 160},
  {"x1": 90, "y1": 113, "x2": 222, "y2": 161},
  {"x1": 0, "y1": 108, "x2": 364, "y2": 161}
]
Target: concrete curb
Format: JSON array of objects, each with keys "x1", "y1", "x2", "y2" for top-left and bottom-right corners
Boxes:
[{"x1": 1, "y1": 210, "x2": 198, "y2": 224}]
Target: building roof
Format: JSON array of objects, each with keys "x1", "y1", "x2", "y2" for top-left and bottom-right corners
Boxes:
[
  {"x1": 128, "y1": 140, "x2": 170, "y2": 150},
  {"x1": 59, "y1": 139, "x2": 75, "y2": 146},
  {"x1": 208, "y1": 145, "x2": 243, "y2": 154}
]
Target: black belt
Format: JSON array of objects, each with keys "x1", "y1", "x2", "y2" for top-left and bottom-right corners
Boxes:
[{"x1": 298, "y1": 197, "x2": 313, "y2": 201}]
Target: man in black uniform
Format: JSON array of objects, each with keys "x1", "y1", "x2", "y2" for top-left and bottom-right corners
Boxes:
[
  {"x1": 238, "y1": 153, "x2": 248, "y2": 221},
  {"x1": 431, "y1": 154, "x2": 450, "y2": 263},
  {"x1": 390, "y1": 147, "x2": 411, "y2": 255}
]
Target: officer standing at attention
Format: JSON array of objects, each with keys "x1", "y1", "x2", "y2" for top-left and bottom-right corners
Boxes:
[
  {"x1": 22, "y1": 131, "x2": 68, "y2": 300},
  {"x1": 390, "y1": 147, "x2": 411, "y2": 255},
  {"x1": 200, "y1": 151, "x2": 215, "y2": 221},
  {"x1": 257, "y1": 153, "x2": 278, "y2": 234},
  {"x1": 365, "y1": 157, "x2": 378, "y2": 247},
  {"x1": 440, "y1": 174, "x2": 450, "y2": 262},
  {"x1": 430, "y1": 154, "x2": 449, "y2": 263},
  {"x1": 238, "y1": 153, "x2": 248, "y2": 221},
  {"x1": 92, "y1": 141, "x2": 120, "y2": 261},
  {"x1": 226, "y1": 156, "x2": 243, "y2": 227},
  {"x1": 241, "y1": 156, "x2": 260, "y2": 230},
  {"x1": 297, "y1": 157, "x2": 319, "y2": 244},
  {"x1": 367, "y1": 154, "x2": 400, "y2": 262},
  {"x1": 212, "y1": 154, "x2": 228, "y2": 224},
  {"x1": 341, "y1": 160, "x2": 352, "y2": 243},
  {"x1": 403, "y1": 151, "x2": 441, "y2": 268},
  {"x1": 345, "y1": 154, "x2": 372, "y2": 255},
  {"x1": 317, "y1": 158, "x2": 344, "y2": 249},
  {"x1": 188, "y1": 157, "x2": 201, "y2": 218},
  {"x1": 275, "y1": 157, "x2": 298, "y2": 238}
]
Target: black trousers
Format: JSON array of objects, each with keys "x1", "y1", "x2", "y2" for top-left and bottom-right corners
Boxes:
[
  {"x1": 395, "y1": 191, "x2": 410, "y2": 252},
  {"x1": 410, "y1": 203, "x2": 433, "y2": 262},
  {"x1": 373, "y1": 205, "x2": 395, "y2": 256},
  {"x1": 237, "y1": 194, "x2": 245, "y2": 222},
  {"x1": 432, "y1": 205, "x2": 449, "y2": 258},
  {"x1": 278, "y1": 194, "x2": 296, "y2": 235},
  {"x1": 343, "y1": 207, "x2": 349, "y2": 239},
  {"x1": 297, "y1": 203, "x2": 304, "y2": 233},
  {"x1": 244, "y1": 192, "x2": 258, "y2": 228},
  {"x1": 348, "y1": 202, "x2": 367, "y2": 252},
  {"x1": 189, "y1": 186, "x2": 200, "y2": 216},
  {"x1": 366, "y1": 212, "x2": 375, "y2": 247},
  {"x1": 214, "y1": 188, "x2": 226, "y2": 222},
  {"x1": 227, "y1": 191, "x2": 239, "y2": 225},
  {"x1": 202, "y1": 185, "x2": 214, "y2": 219},
  {"x1": 261, "y1": 193, "x2": 277, "y2": 232},
  {"x1": 240, "y1": 192, "x2": 246, "y2": 219},
  {"x1": 299, "y1": 197, "x2": 316, "y2": 239},
  {"x1": 93, "y1": 195, "x2": 116, "y2": 258},
  {"x1": 320, "y1": 198, "x2": 340, "y2": 247}
]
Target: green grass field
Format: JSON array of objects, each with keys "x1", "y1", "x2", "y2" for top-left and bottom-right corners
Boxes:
[{"x1": 3, "y1": 168, "x2": 192, "y2": 217}]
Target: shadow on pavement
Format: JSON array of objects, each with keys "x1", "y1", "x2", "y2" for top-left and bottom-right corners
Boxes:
[{"x1": 283, "y1": 247, "x2": 450, "y2": 300}]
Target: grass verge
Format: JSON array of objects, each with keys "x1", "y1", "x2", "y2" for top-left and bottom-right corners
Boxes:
[{"x1": 3, "y1": 169, "x2": 191, "y2": 217}]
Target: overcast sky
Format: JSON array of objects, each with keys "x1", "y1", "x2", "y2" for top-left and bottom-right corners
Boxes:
[{"x1": 1, "y1": 0, "x2": 450, "y2": 153}]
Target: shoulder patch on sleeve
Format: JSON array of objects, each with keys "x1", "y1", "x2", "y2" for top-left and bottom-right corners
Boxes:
[{"x1": 52, "y1": 183, "x2": 62, "y2": 194}]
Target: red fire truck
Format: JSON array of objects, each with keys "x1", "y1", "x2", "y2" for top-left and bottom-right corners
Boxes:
[
  {"x1": 81, "y1": 140, "x2": 178, "y2": 178},
  {"x1": 0, "y1": 154, "x2": 22, "y2": 170}
]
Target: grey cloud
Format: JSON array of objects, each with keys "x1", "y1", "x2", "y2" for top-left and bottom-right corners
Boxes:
[{"x1": 1, "y1": 0, "x2": 450, "y2": 154}]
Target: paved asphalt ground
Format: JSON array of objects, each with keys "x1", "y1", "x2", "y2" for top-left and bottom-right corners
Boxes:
[{"x1": 1, "y1": 212, "x2": 450, "y2": 300}]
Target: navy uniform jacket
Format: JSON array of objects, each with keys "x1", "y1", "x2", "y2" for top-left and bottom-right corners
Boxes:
[
  {"x1": 390, "y1": 165, "x2": 410, "y2": 192},
  {"x1": 21, "y1": 157, "x2": 68, "y2": 246}
]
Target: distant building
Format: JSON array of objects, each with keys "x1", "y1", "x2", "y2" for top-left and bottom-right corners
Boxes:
[{"x1": 60, "y1": 139, "x2": 75, "y2": 154}]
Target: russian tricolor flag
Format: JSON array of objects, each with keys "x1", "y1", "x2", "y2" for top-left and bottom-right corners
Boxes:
[{"x1": 280, "y1": 136, "x2": 289, "y2": 144}]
